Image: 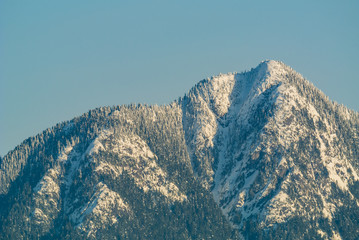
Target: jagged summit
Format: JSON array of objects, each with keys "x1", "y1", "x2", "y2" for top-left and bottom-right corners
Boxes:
[
  {"x1": 1, "y1": 61, "x2": 359, "y2": 239},
  {"x1": 259, "y1": 59, "x2": 285, "y2": 67}
]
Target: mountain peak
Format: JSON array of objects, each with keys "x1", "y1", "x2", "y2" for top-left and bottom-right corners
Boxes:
[
  {"x1": 259, "y1": 59, "x2": 286, "y2": 69},
  {"x1": 182, "y1": 59, "x2": 359, "y2": 238},
  {"x1": 254, "y1": 60, "x2": 295, "y2": 82}
]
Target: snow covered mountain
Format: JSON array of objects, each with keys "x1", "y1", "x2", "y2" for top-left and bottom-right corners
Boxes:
[{"x1": 1, "y1": 60, "x2": 359, "y2": 239}]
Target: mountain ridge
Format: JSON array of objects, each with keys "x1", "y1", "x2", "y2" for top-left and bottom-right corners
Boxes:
[{"x1": 1, "y1": 60, "x2": 359, "y2": 239}]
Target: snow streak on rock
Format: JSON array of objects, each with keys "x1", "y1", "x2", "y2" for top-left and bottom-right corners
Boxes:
[
  {"x1": 182, "y1": 73, "x2": 236, "y2": 189},
  {"x1": 70, "y1": 182, "x2": 129, "y2": 238}
]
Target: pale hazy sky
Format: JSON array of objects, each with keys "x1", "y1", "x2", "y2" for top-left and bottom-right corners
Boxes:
[{"x1": 1, "y1": 0, "x2": 358, "y2": 156}]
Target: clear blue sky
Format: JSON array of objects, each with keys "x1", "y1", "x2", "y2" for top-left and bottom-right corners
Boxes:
[{"x1": 1, "y1": 0, "x2": 358, "y2": 156}]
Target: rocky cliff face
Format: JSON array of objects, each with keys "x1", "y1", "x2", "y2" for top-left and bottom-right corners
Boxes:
[{"x1": 1, "y1": 60, "x2": 358, "y2": 239}]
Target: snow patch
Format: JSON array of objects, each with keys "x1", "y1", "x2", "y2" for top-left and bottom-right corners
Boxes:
[
  {"x1": 71, "y1": 182, "x2": 129, "y2": 237},
  {"x1": 90, "y1": 129, "x2": 187, "y2": 203},
  {"x1": 331, "y1": 231, "x2": 342, "y2": 240}
]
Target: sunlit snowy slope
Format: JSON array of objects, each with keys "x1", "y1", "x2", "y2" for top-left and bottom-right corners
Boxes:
[{"x1": 1, "y1": 60, "x2": 358, "y2": 239}]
